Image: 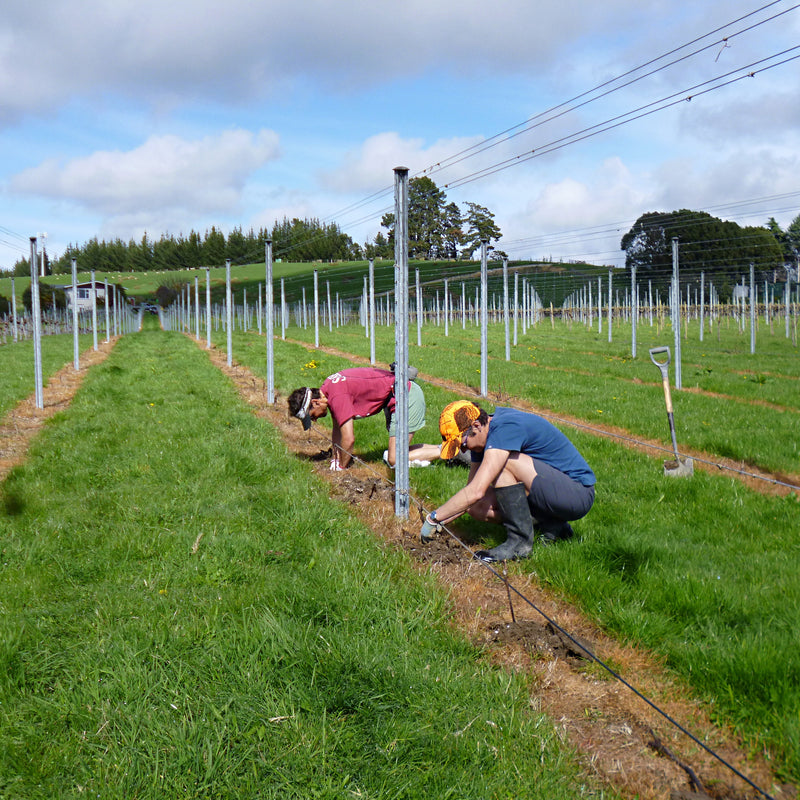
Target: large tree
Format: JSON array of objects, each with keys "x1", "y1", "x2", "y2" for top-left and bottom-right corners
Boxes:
[
  {"x1": 462, "y1": 203, "x2": 502, "y2": 259},
  {"x1": 620, "y1": 209, "x2": 782, "y2": 283}
]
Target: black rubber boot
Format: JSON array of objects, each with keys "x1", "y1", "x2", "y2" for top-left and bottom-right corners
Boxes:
[{"x1": 475, "y1": 483, "x2": 534, "y2": 563}]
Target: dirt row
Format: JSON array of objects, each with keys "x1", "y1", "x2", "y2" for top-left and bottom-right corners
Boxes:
[{"x1": 200, "y1": 343, "x2": 795, "y2": 800}]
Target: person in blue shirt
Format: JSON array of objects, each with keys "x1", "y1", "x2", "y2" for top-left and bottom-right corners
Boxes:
[{"x1": 420, "y1": 400, "x2": 595, "y2": 563}]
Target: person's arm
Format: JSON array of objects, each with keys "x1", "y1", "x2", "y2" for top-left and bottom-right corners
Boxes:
[
  {"x1": 433, "y1": 448, "x2": 508, "y2": 524},
  {"x1": 331, "y1": 417, "x2": 355, "y2": 468}
]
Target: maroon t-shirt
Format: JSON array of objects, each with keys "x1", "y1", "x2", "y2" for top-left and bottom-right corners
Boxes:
[{"x1": 321, "y1": 368, "x2": 396, "y2": 425}]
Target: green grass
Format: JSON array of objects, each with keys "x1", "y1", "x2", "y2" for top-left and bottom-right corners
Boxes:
[
  {"x1": 0, "y1": 335, "x2": 96, "y2": 418},
  {"x1": 0, "y1": 330, "x2": 607, "y2": 799},
  {"x1": 216, "y1": 318, "x2": 800, "y2": 782}
]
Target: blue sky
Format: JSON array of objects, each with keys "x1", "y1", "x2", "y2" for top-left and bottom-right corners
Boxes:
[{"x1": 1, "y1": 0, "x2": 799, "y2": 271}]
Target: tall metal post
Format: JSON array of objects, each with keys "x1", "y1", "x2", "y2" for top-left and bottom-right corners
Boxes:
[
  {"x1": 368, "y1": 259, "x2": 376, "y2": 364},
  {"x1": 502, "y1": 258, "x2": 510, "y2": 360},
  {"x1": 313, "y1": 270, "x2": 320, "y2": 347},
  {"x1": 393, "y1": 166, "x2": 410, "y2": 519},
  {"x1": 415, "y1": 267, "x2": 422, "y2": 347},
  {"x1": 607, "y1": 269, "x2": 613, "y2": 343},
  {"x1": 11, "y1": 278, "x2": 18, "y2": 341},
  {"x1": 102, "y1": 279, "x2": 109, "y2": 343},
  {"x1": 265, "y1": 240, "x2": 275, "y2": 404},
  {"x1": 672, "y1": 238, "x2": 682, "y2": 389},
  {"x1": 71, "y1": 258, "x2": 80, "y2": 371},
  {"x1": 30, "y1": 238, "x2": 43, "y2": 409},
  {"x1": 513, "y1": 272, "x2": 519, "y2": 346},
  {"x1": 480, "y1": 240, "x2": 489, "y2": 398},
  {"x1": 205, "y1": 268, "x2": 211, "y2": 348},
  {"x1": 281, "y1": 278, "x2": 286, "y2": 340},
  {"x1": 631, "y1": 264, "x2": 637, "y2": 359},
  {"x1": 225, "y1": 259, "x2": 233, "y2": 367},
  {"x1": 749, "y1": 263, "x2": 756, "y2": 355},
  {"x1": 700, "y1": 271, "x2": 705, "y2": 342},
  {"x1": 91, "y1": 270, "x2": 98, "y2": 350}
]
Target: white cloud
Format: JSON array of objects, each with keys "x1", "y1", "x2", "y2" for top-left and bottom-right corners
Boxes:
[{"x1": 11, "y1": 129, "x2": 280, "y2": 218}]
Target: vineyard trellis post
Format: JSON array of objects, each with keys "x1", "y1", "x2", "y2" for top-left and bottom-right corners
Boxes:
[
  {"x1": 91, "y1": 270, "x2": 98, "y2": 351},
  {"x1": 205, "y1": 268, "x2": 211, "y2": 349},
  {"x1": 749, "y1": 263, "x2": 756, "y2": 355},
  {"x1": 225, "y1": 259, "x2": 232, "y2": 367},
  {"x1": 671, "y1": 238, "x2": 682, "y2": 390},
  {"x1": 11, "y1": 277, "x2": 18, "y2": 342},
  {"x1": 30, "y1": 237, "x2": 43, "y2": 409},
  {"x1": 71, "y1": 258, "x2": 79, "y2": 371},
  {"x1": 480, "y1": 240, "x2": 488, "y2": 399},
  {"x1": 393, "y1": 166, "x2": 410, "y2": 520},
  {"x1": 503, "y1": 258, "x2": 510, "y2": 361},
  {"x1": 265, "y1": 239, "x2": 275, "y2": 405}
]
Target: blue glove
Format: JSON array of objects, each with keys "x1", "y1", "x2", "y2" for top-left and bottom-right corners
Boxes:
[{"x1": 420, "y1": 513, "x2": 442, "y2": 544}]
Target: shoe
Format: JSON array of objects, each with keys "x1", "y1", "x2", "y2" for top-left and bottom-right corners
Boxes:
[
  {"x1": 383, "y1": 450, "x2": 393, "y2": 469},
  {"x1": 410, "y1": 459, "x2": 431, "y2": 468},
  {"x1": 539, "y1": 522, "x2": 574, "y2": 544}
]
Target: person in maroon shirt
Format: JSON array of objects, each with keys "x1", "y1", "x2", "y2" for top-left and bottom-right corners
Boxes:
[{"x1": 288, "y1": 367, "x2": 442, "y2": 470}]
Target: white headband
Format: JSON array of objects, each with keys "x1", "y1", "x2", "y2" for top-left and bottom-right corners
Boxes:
[{"x1": 295, "y1": 387, "x2": 312, "y2": 420}]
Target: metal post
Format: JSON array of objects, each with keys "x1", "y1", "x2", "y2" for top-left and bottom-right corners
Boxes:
[
  {"x1": 503, "y1": 258, "x2": 510, "y2": 361},
  {"x1": 513, "y1": 272, "x2": 519, "y2": 346},
  {"x1": 30, "y1": 238, "x2": 43, "y2": 409},
  {"x1": 444, "y1": 278, "x2": 449, "y2": 337},
  {"x1": 205, "y1": 268, "x2": 211, "y2": 348},
  {"x1": 225, "y1": 259, "x2": 232, "y2": 367},
  {"x1": 749, "y1": 263, "x2": 756, "y2": 355},
  {"x1": 265, "y1": 240, "x2": 275, "y2": 404},
  {"x1": 631, "y1": 265, "x2": 637, "y2": 358},
  {"x1": 672, "y1": 238, "x2": 682, "y2": 390},
  {"x1": 393, "y1": 166, "x2": 410, "y2": 519},
  {"x1": 90, "y1": 270, "x2": 98, "y2": 351},
  {"x1": 607, "y1": 269, "x2": 612, "y2": 343},
  {"x1": 71, "y1": 258, "x2": 80, "y2": 371},
  {"x1": 415, "y1": 267, "x2": 422, "y2": 347},
  {"x1": 281, "y1": 278, "x2": 286, "y2": 340},
  {"x1": 313, "y1": 270, "x2": 320, "y2": 347},
  {"x1": 700, "y1": 271, "x2": 705, "y2": 342},
  {"x1": 369, "y1": 259, "x2": 376, "y2": 364},
  {"x1": 104, "y1": 279, "x2": 110, "y2": 343},
  {"x1": 11, "y1": 277, "x2": 18, "y2": 341},
  {"x1": 480, "y1": 240, "x2": 489, "y2": 398}
]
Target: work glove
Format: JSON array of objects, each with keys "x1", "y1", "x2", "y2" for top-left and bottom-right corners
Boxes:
[{"x1": 420, "y1": 513, "x2": 442, "y2": 544}]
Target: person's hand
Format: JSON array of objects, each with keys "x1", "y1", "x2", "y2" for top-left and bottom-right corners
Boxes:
[{"x1": 420, "y1": 513, "x2": 441, "y2": 544}]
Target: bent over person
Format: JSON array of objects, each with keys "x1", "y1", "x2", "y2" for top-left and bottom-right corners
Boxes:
[
  {"x1": 421, "y1": 400, "x2": 595, "y2": 562},
  {"x1": 288, "y1": 367, "x2": 442, "y2": 470}
]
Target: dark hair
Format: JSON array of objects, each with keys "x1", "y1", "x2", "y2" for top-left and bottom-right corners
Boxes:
[
  {"x1": 287, "y1": 387, "x2": 320, "y2": 417},
  {"x1": 475, "y1": 406, "x2": 490, "y2": 425}
]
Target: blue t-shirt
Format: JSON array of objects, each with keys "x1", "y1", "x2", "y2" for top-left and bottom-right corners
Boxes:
[{"x1": 475, "y1": 407, "x2": 595, "y2": 486}]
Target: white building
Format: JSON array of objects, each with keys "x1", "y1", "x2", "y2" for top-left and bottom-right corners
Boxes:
[{"x1": 57, "y1": 281, "x2": 116, "y2": 312}]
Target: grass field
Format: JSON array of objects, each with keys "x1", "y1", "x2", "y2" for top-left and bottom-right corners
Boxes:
[
  {"x1": 1, "y1": 329, "x2": 610, "y2": 799},
  {"x1": 2, "y1": 299, "x2": 799, "y2": 794},
  {"x1": 210, "y1": 313, "x2": 800, "y2": 784}
]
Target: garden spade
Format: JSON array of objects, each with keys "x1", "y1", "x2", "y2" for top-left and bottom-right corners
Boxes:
[{"x1": 648, "y1": 346, "x2": 694, "y2": 477}]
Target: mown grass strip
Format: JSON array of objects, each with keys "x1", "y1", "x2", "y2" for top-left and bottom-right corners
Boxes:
[
  {"x1": 0, "y1": 329, "x2": 605, "y2": 799},
  {"x1": 0, "y1": 335, "x2": 96, "y2": 418},
  {"x1": 220, "y1": 324, "x2": 800, "y2": 782}
]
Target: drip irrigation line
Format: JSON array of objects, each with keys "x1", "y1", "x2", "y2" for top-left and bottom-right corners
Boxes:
[{"x1": 298, "y1": 412, "x2": 776, "y2": 800}]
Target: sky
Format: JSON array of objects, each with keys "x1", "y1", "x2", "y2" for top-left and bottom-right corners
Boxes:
[{"x1": 1, "y1": 0, "x2": 799, "y2": 273}]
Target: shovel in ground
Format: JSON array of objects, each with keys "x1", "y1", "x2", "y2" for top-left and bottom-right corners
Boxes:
[{"x1": 648, "y1": 346, "x2": 694, "y2": 477}]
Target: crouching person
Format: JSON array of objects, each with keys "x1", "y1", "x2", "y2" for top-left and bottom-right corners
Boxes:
[
  {"x1": 288, "y1": 366, "x2": 442, "y2": 470},
  {"x1": 421, "y1": 401, "x2": 595, "y2": 562}
]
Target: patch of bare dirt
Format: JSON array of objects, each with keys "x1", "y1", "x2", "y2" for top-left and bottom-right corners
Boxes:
[
  {"x1": 0, "y1": 338, "x2": 118, "y2": 482},
  {"x1": 201, "y1": 341, "x2": 796, "y2": 800}
]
